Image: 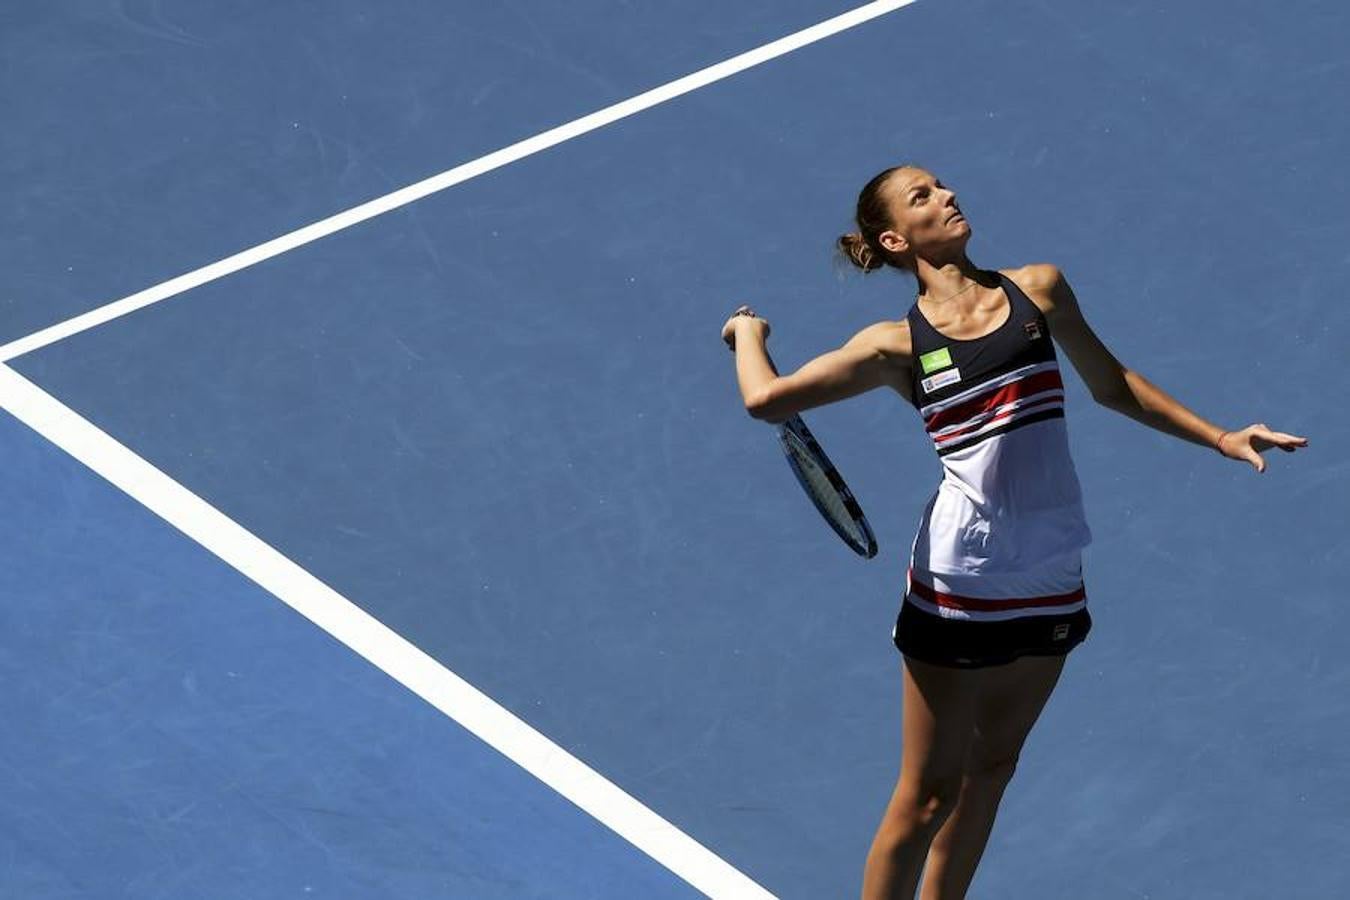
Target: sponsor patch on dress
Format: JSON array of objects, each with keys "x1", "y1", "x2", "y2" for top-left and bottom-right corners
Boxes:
[
  {"x1": 921, "y1": 367, "x2": 962, "y2": 394},
  {"x1": 919, "y1": 346, "x2": 953, "y2": 375},
  {"x1": 1023, "y1": 320, "x2": 1043, "y2": 340}
]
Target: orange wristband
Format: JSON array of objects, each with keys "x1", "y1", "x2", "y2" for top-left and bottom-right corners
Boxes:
[{"x1": 1215, "y1": 431, "x2": 1231, "y2": 454}]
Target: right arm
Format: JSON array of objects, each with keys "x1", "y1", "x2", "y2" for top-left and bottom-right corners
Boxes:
[
  {"x1": 1022, "y1": 264, "x2": 1307, "y2": 470},
  {"x1": 730, "y1": 319, "x2": 913, "y2": 425}
]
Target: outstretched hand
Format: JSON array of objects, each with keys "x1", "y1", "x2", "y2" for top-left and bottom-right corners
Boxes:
[{"x1": 1217, "y1": 424, "x2": 1308, "y2": 473}]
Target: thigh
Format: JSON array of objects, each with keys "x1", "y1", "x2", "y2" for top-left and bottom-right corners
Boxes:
[
  {"x1": 897, "y1": 655, "x2": 983, "y2": 788},
  {"x1": 971, "y1": 654, "x2": 1068, "y2": 764}
]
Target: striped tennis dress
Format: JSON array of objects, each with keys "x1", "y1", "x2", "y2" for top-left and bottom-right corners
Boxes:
[{"x1": 901, "y1": 272, "x2": 1093, "y2": 623}]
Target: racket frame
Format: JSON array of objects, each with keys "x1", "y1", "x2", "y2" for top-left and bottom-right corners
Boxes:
[{"x1": 776, "y1": 413, "x2": 878, "y2": 558}]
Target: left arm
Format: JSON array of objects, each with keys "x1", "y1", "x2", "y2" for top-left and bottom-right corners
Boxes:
[
  {"x1": 1017, "y1": 264, "x2": 1308, "y2": 473},
  {"x1": 720, "y1": 306, "x2": 907, "y2": 425}
]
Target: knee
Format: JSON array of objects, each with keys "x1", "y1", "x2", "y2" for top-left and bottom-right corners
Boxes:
[
  {"x1": 966, "y1": 750, "x2": 1019, "y2": 788},
  {"x1": 887, "y1": 772, "x2": 966, "y2": 834}
]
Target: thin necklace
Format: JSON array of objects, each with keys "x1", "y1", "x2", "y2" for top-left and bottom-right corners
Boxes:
[{"x1": 920, "y1": 275, "x2": 981, "y2": 305}]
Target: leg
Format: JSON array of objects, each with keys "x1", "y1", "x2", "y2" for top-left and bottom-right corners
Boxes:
[
  {"x1": 862, "y1": 656, "x2": 981, "y2": 900},
  {"x1": 919, "y1": 654, "x2": 1068, "y2": 900}
]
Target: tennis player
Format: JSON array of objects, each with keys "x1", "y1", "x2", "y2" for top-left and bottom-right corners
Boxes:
[{"x1": 720, "y1": 165, "x2": 1307, "y2": 899}]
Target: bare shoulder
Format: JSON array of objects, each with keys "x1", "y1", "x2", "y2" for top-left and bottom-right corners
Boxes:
[
  {"x1": 1001, "y1": 263, "x2": 1072, "y2": 318},
  {"x1": 846, "y1": 318, "x2": 914, "y2": 401},
  {"x1": 849, "y1": 318, "x2": 913, "y2": 362}
]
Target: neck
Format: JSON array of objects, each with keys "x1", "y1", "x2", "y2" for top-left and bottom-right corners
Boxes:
[{"x1": 913, "y1": 254, "x2": 986, "y2": 301}]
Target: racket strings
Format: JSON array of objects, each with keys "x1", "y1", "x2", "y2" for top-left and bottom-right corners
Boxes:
[{"x1": 780, "y1": 426, "x2": 873, "y2": 553}]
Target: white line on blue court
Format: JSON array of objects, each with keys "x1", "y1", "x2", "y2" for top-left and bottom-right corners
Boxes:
[
  {"x1": 0, "y1": 0, "x2": 917, "y2": 363},
  {"x1": 0, "y1": 363, "x2": 772, "y2": 898},
  {"x1": 4, "y1": 3, "x2": 924, "y2": 893}
]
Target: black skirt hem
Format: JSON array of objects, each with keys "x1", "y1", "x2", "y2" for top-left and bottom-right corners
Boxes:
[{"x1": 892, "y1": 599, "x2": 1092, "y2": 670}]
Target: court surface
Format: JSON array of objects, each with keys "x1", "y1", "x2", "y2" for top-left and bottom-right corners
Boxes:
[{"x1": 3, "y1": 1, "x2": 1348, "y2": 897}]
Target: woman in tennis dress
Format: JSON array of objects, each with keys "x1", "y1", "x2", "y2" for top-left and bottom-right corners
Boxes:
[{"x1": 719, "y1": 165, "x2": 1307, "y2": 900}]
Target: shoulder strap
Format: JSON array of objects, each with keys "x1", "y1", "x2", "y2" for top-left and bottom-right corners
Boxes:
[
  {"x1": 903, "y1": 303, "x2": 937, "y2": 406},
  {"x1": 998, "y1": 271, "x2": 1044, "y2": 324},
  {"x1": 905, "y1": 301, "x2": 941, "y2": 351}
]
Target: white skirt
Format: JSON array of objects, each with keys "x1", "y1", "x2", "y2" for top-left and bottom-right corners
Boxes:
[{"x1": 905, "y1": 549, "x2": 1088, "y2": 622}]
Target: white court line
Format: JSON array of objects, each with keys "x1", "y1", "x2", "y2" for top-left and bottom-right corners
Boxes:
[
  {"x1": 0, "y1": 363, "x2": 774, "y2": 898},
  {"x1": 0, "y1": 0, "x2": 916, "y2": 363},
  {"x1": 4, "y1": 4, "x2": 923, "y2": 891}
]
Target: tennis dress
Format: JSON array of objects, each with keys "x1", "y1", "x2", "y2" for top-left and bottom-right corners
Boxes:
[{"x1": 900, "y1": 272, "x2": 1093, "y2": 630}]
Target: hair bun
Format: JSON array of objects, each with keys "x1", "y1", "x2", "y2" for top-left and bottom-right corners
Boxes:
[{"x1": 837, "y1": 232, "x2": 885, "y2": 273}]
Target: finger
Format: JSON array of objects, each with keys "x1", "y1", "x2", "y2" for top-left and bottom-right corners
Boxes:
[
  {"x1": 1270, "y1": 431, "x2": 1308, "y2": 446},
  {"x1": 1273, "y1": 433, "x2": 1307, "y2": 452},
  {"x1": 1254, "y1": 429, "x2": 1307, "y2": 452}
]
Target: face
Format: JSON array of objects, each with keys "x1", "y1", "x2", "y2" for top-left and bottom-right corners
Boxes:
[{"x1": 877, "y1": 168, "x2": 970, "y2": 259}]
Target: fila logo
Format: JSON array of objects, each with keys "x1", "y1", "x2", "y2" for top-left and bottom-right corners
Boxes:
[
  {"x1": 1052, "y1": 623, "x2": 1071, "y2": 641},
  {"x1": 1023, "y1": 320, "x2": 1043, "y2": 340}
]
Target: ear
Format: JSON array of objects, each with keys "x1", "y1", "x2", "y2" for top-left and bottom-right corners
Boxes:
[{"x1": 878, "y1": 229, "x2": 909, "y2": 256}]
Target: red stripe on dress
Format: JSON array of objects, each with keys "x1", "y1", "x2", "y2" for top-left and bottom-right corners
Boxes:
[
  {"x1": 925, "y1": 369, "x2": 1065, "y2": 432},
  {"x1": 932, "y1": 393, "x2": 1064, "y2": 444},
  {"x1": 907, "y1": 569, "x2": 1085, "y2": 612}
]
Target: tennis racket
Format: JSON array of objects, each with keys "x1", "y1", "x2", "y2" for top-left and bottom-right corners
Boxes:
[{"x1": 777, "y1": 413, "x2": 877, "y2": 558}]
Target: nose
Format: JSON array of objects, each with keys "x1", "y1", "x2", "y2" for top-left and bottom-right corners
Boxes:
[{"x1": 940, "y1": 190, "x2": 960, "y2": 220}]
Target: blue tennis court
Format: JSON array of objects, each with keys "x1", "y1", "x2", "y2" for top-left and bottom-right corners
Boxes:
[{"x1": 3, "y1": 2, "x2": 1347, "y2": 897}]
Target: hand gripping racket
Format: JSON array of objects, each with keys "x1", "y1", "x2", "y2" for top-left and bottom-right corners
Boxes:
[{"x1": 777, "y1": 414, "x2": 878, "y2": 558}]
